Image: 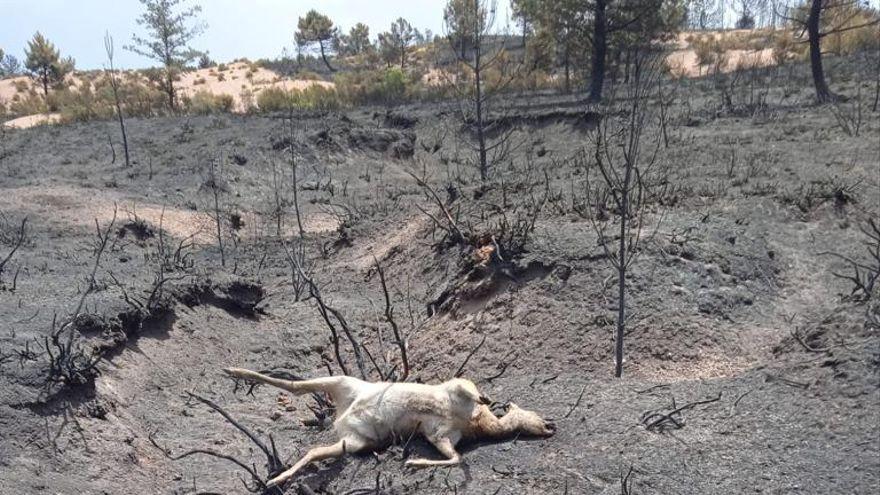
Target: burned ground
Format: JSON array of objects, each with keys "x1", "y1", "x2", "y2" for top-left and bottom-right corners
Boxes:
[{"x1": 0, "y1": 57, "x2": 878, "y2": 494}]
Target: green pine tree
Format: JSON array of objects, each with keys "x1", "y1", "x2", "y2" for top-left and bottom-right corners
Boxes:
[{"x1": 24, "y1": 32, "x2": 74, "y2": 96}]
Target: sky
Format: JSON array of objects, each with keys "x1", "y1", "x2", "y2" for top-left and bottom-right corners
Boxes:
[{"x1": 0, "y1": 0, "x2": 514, "y2": 70}]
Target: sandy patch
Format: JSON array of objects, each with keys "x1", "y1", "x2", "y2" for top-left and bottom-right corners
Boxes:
[
  {"x1": 301, "y1": 211, "x2": 343, "y2": 234},
  {"x1": 2, "y1": 113, "x2": 62, "y2": 129},
  {"x1": 1, "y1": 62, "x2": 335, "y2": 129},
  {"x1": 0, "y1": 75, "x2": 31, "y2": 103},
  {"x1": 667, "y1": 47, "x2": 776, "y2": 77},
  {"x1": 0, "y1": 184, "x2": 216, "y2": 243},
  {"x1": 666, "y1": 30, "x2": 781, "y2": 77},
  {"x1": 177, "y1": 61, "x2": 335, "y2": 112},
  {"x1": 634, "y1": 352, "x2": 753, "y2": 381},
  {"x1": 0, "y1": 184, "x2": 339, "y2": 243}
]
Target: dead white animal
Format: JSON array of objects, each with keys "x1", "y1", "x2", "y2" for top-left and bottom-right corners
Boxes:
[{"x1": 223, "y1": 368, "x2": 555, "y2": 487}]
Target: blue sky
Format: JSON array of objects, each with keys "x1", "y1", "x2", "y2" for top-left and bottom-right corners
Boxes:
[{"x1": 0, "y1": 0, "x2": 514, "y2": 70}]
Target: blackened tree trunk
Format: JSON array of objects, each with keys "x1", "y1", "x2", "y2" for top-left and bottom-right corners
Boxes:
[
  {"x1": 318, "y1": 40, "x2": 335, "y2": 72},
  {"x1": 105, "y1": 33, "x2": 130, "y2": 168},
  {"x1": 163, "y1": 57, "x2": 176, "y2": 112},
  {"x1": 163, "y1": 48, "x2": 176, "y2": 111},
  {"x1": 287, "y1": 117, "x2": 305, "y2": 238},
  {"x1": 615, "y1": 186, "x2": 628, "y2": 378},
  {"x1": 588, "y1": 0, "x2": 608, "y2": 103},
  {"x1": 40, "y1": 70, "x2": 50, "y2": 97},
  {"x1": 474, "y1": 38, "x2": 487, "y2": 184},
  {"x1": 807, "y1": 0, "x2": 832, "y2": 103},
  {"x1": 116, "y1": 98, "x2": 131, "y2": 168}
]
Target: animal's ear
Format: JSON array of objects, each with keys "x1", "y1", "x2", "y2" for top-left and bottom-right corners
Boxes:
[{"x1": 450, "y1": 379, "x2": 483, "y2": 403}]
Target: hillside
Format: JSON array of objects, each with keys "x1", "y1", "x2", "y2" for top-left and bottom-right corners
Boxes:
[
  {"x1": 0, "y1": 61, "x2": 334, "y2": 129},
  {"x1": 1, "y1": 30, "x2": 811, "y2": 130},
  {"x1": 0, "y1": 48, "x2": 878, "y2": 495}
]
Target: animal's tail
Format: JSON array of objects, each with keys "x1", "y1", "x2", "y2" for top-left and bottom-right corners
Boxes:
[{"x1": 223, "y1": 367, "x2": 350, "y2": 397}]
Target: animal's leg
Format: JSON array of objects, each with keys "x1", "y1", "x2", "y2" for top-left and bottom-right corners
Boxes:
[
  {"x1": 266, "y1": 437, "x2": 366, "y2": 487},
  {"x1": 405, "y1": 435, "x2": 461, "y2": 468},
  {"x1": 224, "y1": 367, "x2": 352, "y2": 396}
]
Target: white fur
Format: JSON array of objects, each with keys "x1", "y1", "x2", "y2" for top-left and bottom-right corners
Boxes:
[{"x1": 223, "y1": 368, "x2": 554, "y2": 487}]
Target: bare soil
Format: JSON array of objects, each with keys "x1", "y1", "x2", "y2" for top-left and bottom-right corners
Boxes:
[{"x1": 0, "y1": 55, "x2": 878, "y2": 494}]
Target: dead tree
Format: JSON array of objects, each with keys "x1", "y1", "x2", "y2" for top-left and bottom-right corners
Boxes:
[
  {"x1": 110, "y1": 207, "x2": 191, "y2": 316},
  {"x1": 207, "y1": 153, "x2": 226, "y2": 267},
  {"x1": 374, "y1": 257, "x2": 409, "y2": 381},
  {"x1": 405, "y1": 169, "x2": 467, "y2": 244},
  {"x1": 107, "y1": 133, "x2": 116, "y2": 164},
  {"x1": 583, "y1": 54, "x2": 664, "y2": 378},
  {"x1": 150, "y1": 391, "x2": 287, "y2": 494},
  {"x1": 0, "y1": 216, "x2": 27, "y2": 289},
  {"x1": 443, "y1": 0, "x2": 519, "y2": 185},
  {"x1": 104, "y1": 32, "x2": 130, "y2": 168},
  {"x1": 269, "y1": 154, "x2": 284, "y2": 238},
  {"x1": 283, "y1": 240, "x2": 367, "y2": 378},
  {"x1": 285, "y1": 116, "x2": 305, "y2": 238},
  {"x1": 282, "y1": 240, "x2": 412, "y2": 381},
  {"x1": 44, "y1": 208, "x2": 118, "y2": 386},
  {"x1": 156, "y1": 207, "x2": 197, "y2": 273},
  {"x1": 0, "y1": 124, "x2": 7, "y2": 162},
  {"x1": 281, "y1": 237, "x2": 312, "y2": 302},
  {"x1": 819, "y1": 218, "x2": 880, "y2": 300}
]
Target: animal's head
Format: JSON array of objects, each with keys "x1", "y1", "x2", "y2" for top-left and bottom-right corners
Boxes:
[
  {"x1": 501, "y1": 403, "x2": 556, "y2": 437},
  {"x1": 446, "y1": 378, "x2": 492, "y2": 405}
]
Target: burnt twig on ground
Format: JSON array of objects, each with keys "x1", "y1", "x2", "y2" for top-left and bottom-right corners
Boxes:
[
  {"x1": 563, "y1": 384, "x2": 588, "y2": 419},
  {"x1": 641, "y1": 392, "x2": 722, "y2": 432},
  {"x1": 483, "y1": 350, "x2": 516, "y2": 383},
  {"x1": 454, "y1": 335, "x2": 486, "y2": 378},
  {"x1": 764, "y1": 373, "x2": 811, "y2": 389},
  {"x1": 790, "y1": 326, "x2": 832, "y2": 353},
  {"x1": 634, "y1": 383, "x2": 670, "y2": 394},
  {"x1": 620, "y1": 465, "x2": 635, "y2": 495},
  {"x1": 726, "y1": 390, "x2": 754, "y2": 419}
]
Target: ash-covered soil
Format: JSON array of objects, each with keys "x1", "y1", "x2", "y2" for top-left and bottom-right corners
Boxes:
[{"x1": 1, "y1": 57, "x2": 878, "y2": 494}]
